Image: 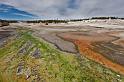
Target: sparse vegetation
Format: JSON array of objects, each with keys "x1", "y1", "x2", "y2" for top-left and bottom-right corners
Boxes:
[
  {"x1": 0, "y1": 28, "x2": 124, "y2": 82},
  {"x1": 26, "y1": 20, "x2": 68, "y2": 24}
]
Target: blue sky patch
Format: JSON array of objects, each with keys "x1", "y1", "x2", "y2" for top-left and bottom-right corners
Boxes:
[{"x1": 0, "y1": 4, "x2": 37, "y2": 20}]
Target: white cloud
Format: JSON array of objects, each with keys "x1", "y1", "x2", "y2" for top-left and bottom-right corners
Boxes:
[
  {"x1": 13, "y1": 13, "x2": 34, "y2": 18},
  {"x1": 0, "y1": 0, "x2": 124, "y2": 19}
]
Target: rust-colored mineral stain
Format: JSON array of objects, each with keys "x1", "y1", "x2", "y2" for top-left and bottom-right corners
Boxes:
[
  {"x1": 58, "y1": 32, "x2": 124, "y2": 75},
  {"x1": 75, "y1": 40, "x2": 124, "y2": 75}
]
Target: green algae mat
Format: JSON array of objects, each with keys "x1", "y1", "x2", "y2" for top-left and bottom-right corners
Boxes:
[{"x1": 0, "y1": 28, "x2": 124, "y2": 82}]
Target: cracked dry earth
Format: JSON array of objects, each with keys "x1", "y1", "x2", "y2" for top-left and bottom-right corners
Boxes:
[{"x1": 0, "y1": 24, "x2": 124, "y2": 82}]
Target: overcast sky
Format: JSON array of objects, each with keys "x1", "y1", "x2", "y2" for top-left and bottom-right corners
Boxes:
[{"x1": 0, "y1": 0, "x2": 124, "y2": 19}]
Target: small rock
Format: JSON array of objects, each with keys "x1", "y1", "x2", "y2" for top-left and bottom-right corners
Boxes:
[
  {"x1": 17, "y1": 65, "x2": 23, "y2": 75},
  {"x1": 25, "y1": 68, "x2": 31, "y2": 80},
  {"x1": 18, "y1": 41, "x2": 32, "y2": 55},
  {"x1": 32, "y1": 48, "x2": 41, "y2": 59},
  {"x1": 16, "y1": 62, "x2": 25, "y2": 75},
  {"x1": 18, "y1": 47, "x2": 26, "y2": 54}
]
